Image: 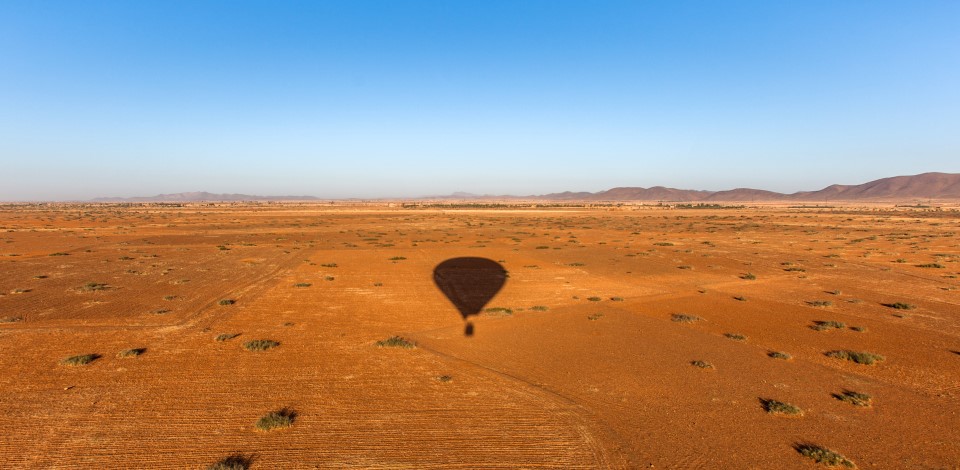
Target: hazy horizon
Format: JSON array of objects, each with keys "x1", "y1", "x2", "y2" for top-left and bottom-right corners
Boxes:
[{"x1": 2, "y1": 1, "x2": 959, "y2": 200}]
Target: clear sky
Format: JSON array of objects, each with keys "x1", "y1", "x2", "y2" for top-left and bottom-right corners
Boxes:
[{"x1": 1, "y1": 1, "x2": 958, "y2": 200}]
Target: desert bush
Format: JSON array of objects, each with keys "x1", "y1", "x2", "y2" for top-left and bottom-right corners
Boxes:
[
  {"x1": 587, "y1": 297, "x2": 601, "y2": 302},
  {"x1": 760, "y1": 398, "x2": 803, "y2": 415},
  {"x1": 760, "y1": 398, "x2": 803, "y2": 416},
  {"x1": 208, "y1": 454, "x2": 252, "y2": 470},
  {"x1": 768, "y1": 351, "x2": 791, "y2": 360},
  {"x1": 61, "y1": 354, "x2": 100, "y2": 366},
  {"x1": 833, "y1": 390, "x2": 872, "y2": 407},
  {"x1": 587, "y1": 313, "x2": 604, "y2": 321},
  {"x1": 389, "y1": 256, "x2": 406, "y2": 261},
  {"x1": 724, "y1": 333, "x2": 746, "y2": 341},
  {"x1": 376, "y1": 336, "x2": 415, "y2": 348},
  {"x1": 733, "y1": 295, "x2": 747, "y2": 301},
  {"x1": 807, "y1": 300, "x2": 833, "y2": 307},
  {"x1": 244, "y1": 339, "x2": 279, "y2": 351},
  {"x1": 849, "y1": 326, "x2": 867, "y2": 332},
  {"x1": 218, "y1": 299, "x2": 236, "y2": 306},
  {"x1": 609, "y1": 297, "x2": 624, "y2": 302},
  {"x1": 690, "y1": 360, "x2": 713, "y2": 369},
  {"x1": 825, "y1": 350, "x2": 884, "y2": 365},
  {"x1": 882, "y1": 302, "x2": 914, "y2": 310},
  {"x1": 0, "y1": 316, "x2": 23, "y2": 323},
  {"x1": 81, "y1": 282, "x2": 108, "y2": 291},
  {"x1": 255, "y1": 409, "x2": 295, "y2": 431},
  {"x1": 653, "y1": 242, "x2": 674, "y2": 246},
  {"x1": 293, "y1": 283, "x2": 311, "y2": 288},
  {"x1": 795, "y1": 444, "x2": 855, "y2": 468},
  {"x1": 117, "y1": 348, "x2": 145, "y2": 358},
  {"x1": 672, "y1": 313, "x2": 702, "y2": 323},
  {"x1": 740, "y1": 272, "x2": 756, "y2": 280},
  {"x1": 916, "y1": 263, "x2": 945, "y2": 268},
  {"x1": 811, "y1": 320, "x2": 845, "y2": 331},
  {"x1": 531, "y1": 305, "x2": 549, "y2": 311},
  {"x1": 215, "y1": 333, "x2": 241, "y2": 342}
]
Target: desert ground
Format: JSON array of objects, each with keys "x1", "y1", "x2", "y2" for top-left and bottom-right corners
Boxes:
[{"x1": 0, "y1": 202, "x2": 958, "y2": 469}]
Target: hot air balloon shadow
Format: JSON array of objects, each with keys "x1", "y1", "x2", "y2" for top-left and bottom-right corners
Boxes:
[{"x1": 433, "y1": 257, "x2": 507, "y2": 337}]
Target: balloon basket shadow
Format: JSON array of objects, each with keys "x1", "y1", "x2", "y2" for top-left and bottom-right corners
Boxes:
[{"x1": 464, "y1": 322, "x2": 474, "y2": 337}]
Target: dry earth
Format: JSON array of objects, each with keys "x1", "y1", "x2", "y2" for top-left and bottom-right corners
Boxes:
[{"x1": 1, "y1": 202, "x2": 958, "y2": 469}]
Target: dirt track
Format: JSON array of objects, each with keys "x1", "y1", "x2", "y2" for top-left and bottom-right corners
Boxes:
[{"x1": 1, "y1": 203, "x2": 958, "y2": 468}]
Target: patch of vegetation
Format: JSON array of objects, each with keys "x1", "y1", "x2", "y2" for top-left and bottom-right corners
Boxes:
[
  {"x1": 826, "y1": 290, "x2": 841, "y2": 295},
  {"x1": 568, "y1": 262, "x2": 585, "y2": 267},
  {"x1": 653, "y1": 242, "x2": 674, "y2": 246},
  {"x1": 438, "y1": 375, "x2": 453, "y2": 382},
  {"x1": 609, "y1": 296, "x2": 624, "y2": 302},
  {"x1": 49, "y1": 252, "x2": 70, "y2": 256},
  {"x1": 849, "y1": 326, "x2": 867, "y2": 332},
  {"x1": 825, "y1": 350, "x2": 884, "y2": 365},
  {"x1": 484, "y1": 307, "x2": 513, "y2": 315},
  {"x1": 916, "y1": 263, "x2": 945, "y2": 268},
  {"x1": 118, "y1": 348, "x2": 146, "y2": 358},
  {"x1": 80, "y1": 282, "x2": 108, "y2": 291},
  {"x1": 320, "y1": 263, "x2": 338, "y2": 268},
  {"x1": 61, "y1": 354, "x2": 100, "y2": 366},
  {"x1": 724, "y1": 333, "x2": 746, "y2": 341},
  {"x1": 768, "y1": 351, "x2": 791, "y2": 360},
  {"x1": 255, "y1": 409, "x2": 296, "y2": 431},
  {"x1": 811, "y1": 320, "x2": 845, "y2": 331},
  {"x1": 733, "y1": 295, "x2": 747, "y2": 301},
  {"x1": 760, "y1": 398, "x2": 803, "y2": 416},
  {"x1": 244, "y1": 339, "x2": 280, "y2": 351},
  {"x1": 795, "y1": 444, "x2": 855, "y2": 468},
  {"x1": 1, "y1": 316, "x2": 24, "y2": 323},
  {"x1": 151, "y1": 308, "x2": 171, "y2": 315},
  {"x1": 218, "y1": 299, "x2": 236, "y2": 306},
  {"x1": 293, "y1": 283, "x2": 312, "y2": 288},
  {"x1": 690, "y1": 360, "x2": 714, "y2": 369},
  {"x1": 882, "y1": 302, "x2": 915, "y2": 310},
  {"x1": 677, "y1": 265, "x2": 692, "y2": 270},
  {"x1": 833, "y1": 390, "x2": 872, "y2": 407},
  {"x1": 587, "y1": 313, "x2": 604, "y2": 321},
  {"x1": 163, "y1": 295, "x2": 179, "y2": 301},
  {"x1": 208, "y1": 454, "x2": 252, "y2": 470},
  {"x1": 324, "y1": 276, "x2": 335, "y2": 281},
  {"x1": 389, "y1": 256, "x2": 407, "y2": 261},
  {"x1": 672, "y1": 313, "x2": 702, "y2": 323},
  {"x1": 531, "y1": 305, "x2": 549, "y2": 311},
  {"x1": 784, "y1": 267, "x2": 806, "y2": 272},
  {"x1": 586, "y1": 296, "x2": 602, "y2": 302},
  {"x1": 215, "y1": 333, "x2": 241, "y2": 342},
  {"x1": 740, "y1": 272, "x2": 756, "y2": 280},
  {"x1": 376, "y1": 336, "x2": 416, "y2": 348},
  {"x1": 807, "y1": 300, "x2": 833, "y2": 307}
]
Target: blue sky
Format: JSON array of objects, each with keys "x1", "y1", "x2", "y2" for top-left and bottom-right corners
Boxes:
[{"x1": 1, "y1": 1, "x2": 958, "y2": 200}]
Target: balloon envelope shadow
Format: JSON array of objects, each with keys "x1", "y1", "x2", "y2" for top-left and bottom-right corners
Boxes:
[{"x1": 433, "y1": 257, "x2": 507, "y2": 337}]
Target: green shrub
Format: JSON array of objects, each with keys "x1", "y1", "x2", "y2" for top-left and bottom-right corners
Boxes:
[
  {"x1": 740, "y1": 272, "x2": 756, "y2": 280},
  {"x1": 215, "y1": 333, "x2": 240, "y2": 342},
  {"x1": 724, "y1": 333, "x2": 746, "y2": 341},
  {"x1": 218, "y1": 299, "x2": 236, "y2": 306},
  {"x1": 807, "y1": 300, "x2": 833, "y2": 307},
  {"x1": 691, "y1": 360, "x2": 714, "y2": 369},
  {"x1": 293, "y1": 283, "x2": 312, "y2": 288},
  {"x1": 768, "y1": 351, "x2": 791, "y2": 360},
  {"x1": 531, "y1": 305, "x2": 549, "y2": 311},
  {"x1": 811, "y1": 320, "x2": 845, "y2": 331}
]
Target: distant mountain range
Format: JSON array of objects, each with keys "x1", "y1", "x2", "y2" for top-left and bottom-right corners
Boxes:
[{"x1": 92, "y1": 172, "x2": 960, "y2": 202}]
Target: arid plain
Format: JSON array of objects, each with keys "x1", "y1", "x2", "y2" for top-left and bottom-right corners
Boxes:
[{"x1": 1, "y1": 203, "x2": 958, "y2": 469}]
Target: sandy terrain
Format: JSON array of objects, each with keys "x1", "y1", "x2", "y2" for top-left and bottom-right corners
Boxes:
[{"x1": 1, "y1": 202, "x2": 958, "y2": 468}]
